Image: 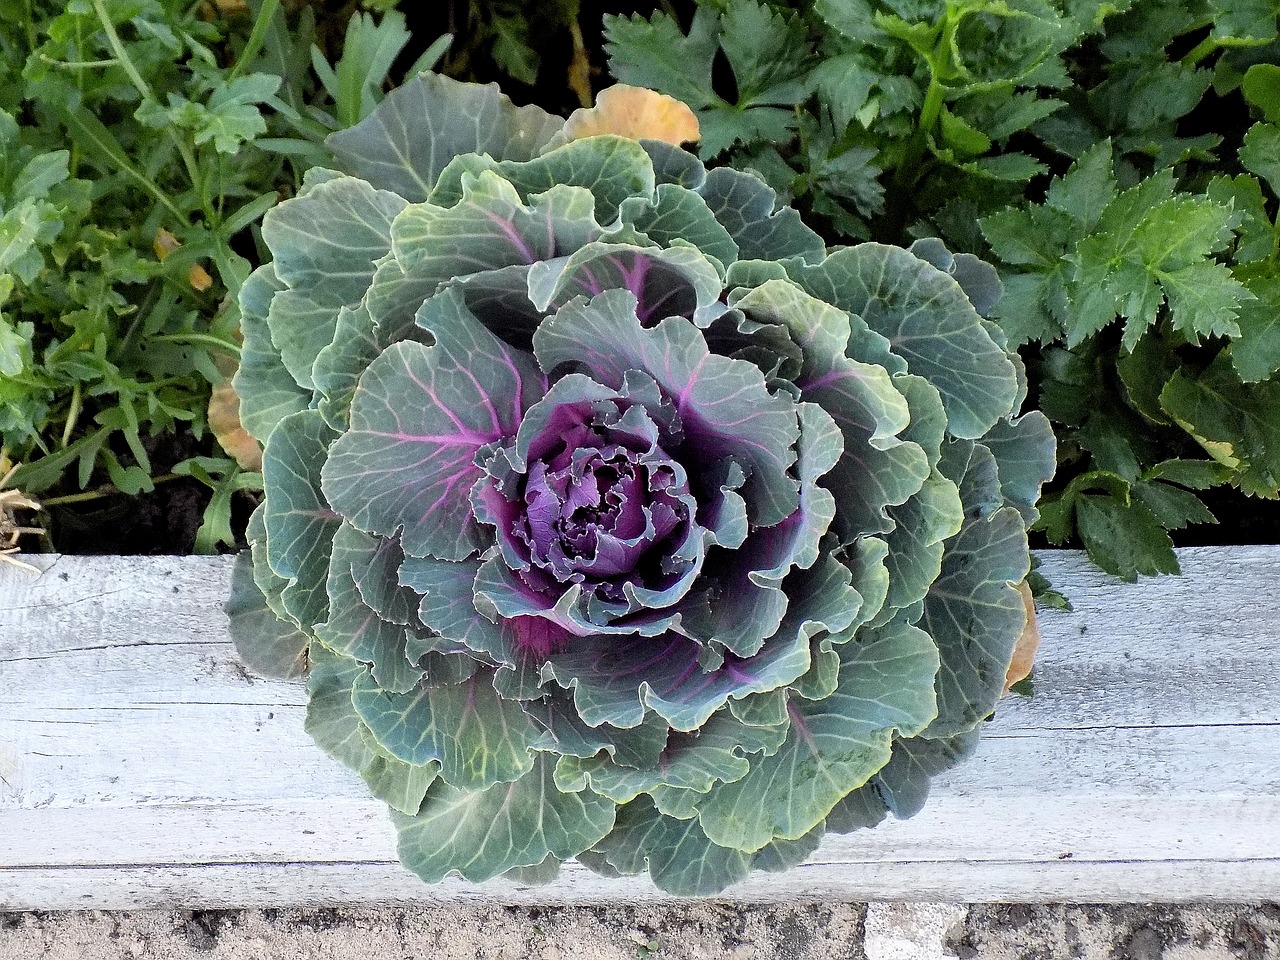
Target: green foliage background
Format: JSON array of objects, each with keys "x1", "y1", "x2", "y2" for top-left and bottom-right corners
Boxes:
[
  {"x1": 605, "y1": 0, "x2": 1280, "y2": 578},
  {"x1": 0, "y1": 0, "x2": 652, "y2": 552},
  {"x1": 4, "y1": 0, "x2": 1279, "y2": 578}
]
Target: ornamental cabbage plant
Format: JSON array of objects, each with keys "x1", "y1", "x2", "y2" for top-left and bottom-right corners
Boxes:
[{"x1": 226, "y1": 72, "x2": 1055, "y2": 896}]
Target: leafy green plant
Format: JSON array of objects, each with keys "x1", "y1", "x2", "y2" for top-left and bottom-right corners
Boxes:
[
  {"x1": 0, "y1": 0, "x2": 437, "y2": 552},
  {"x1": 228, "y1": 74, "x2": 1053, "y2": 895},
  {"x1": 435, "y1": 0, "x2": 592, "y2": 104},
  {"x1": 605, "y1": 0, "x2": 1280, "y2": 578}
]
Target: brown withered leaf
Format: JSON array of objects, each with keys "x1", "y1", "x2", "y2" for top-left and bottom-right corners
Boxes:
[
  {"x1": 561, "y1": 84, "x2": 699, "y2": 146},
  {"x1": 209, "y1": 378, "x2": 261, "y2": 472},
  {"x1": 1003, "y1": 582, "x2": 1041, "y2": 695}
]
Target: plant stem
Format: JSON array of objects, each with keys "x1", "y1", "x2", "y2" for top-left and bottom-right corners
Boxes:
[
  {"x1": 22, "y1": 0, "x2": 36, "y2": 56},
  {"x1": 151, "y1": 333, "x2": 241, "y2": 355},
  {"x1": 1182, "y1": 36, "x2": 1218, "y2": 68},
  {"x1": 61, "y1": 383, "x2": 82, "y2": 448},
  {"x1": 228, "y1": 0, "x2": 282, "y2": 81},
  {"x1": 41, "y1": 473, "x2": 182, "y2": 507},
  {"x1": 38, "y1": 54, "x2": 122, "y2": 69}
]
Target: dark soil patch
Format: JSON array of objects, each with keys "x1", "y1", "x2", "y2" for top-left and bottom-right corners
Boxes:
[{"x1": 30, "y1": 430, "x2": 254, "y2": 556}]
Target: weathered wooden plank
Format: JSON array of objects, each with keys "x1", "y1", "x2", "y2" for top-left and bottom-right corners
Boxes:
[{"x1": 1, "y1": 548, "x2": 1278, "y2": 909}]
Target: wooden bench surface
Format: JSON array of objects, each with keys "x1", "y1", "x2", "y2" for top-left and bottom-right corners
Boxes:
[{"x1": 1, "y1": 547, "x2": 1278, "y2": 909}]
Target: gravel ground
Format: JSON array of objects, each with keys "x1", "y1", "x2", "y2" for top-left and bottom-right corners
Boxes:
[{"x1": 1, "y1": 902, "x2": 1277, "y2": 959}]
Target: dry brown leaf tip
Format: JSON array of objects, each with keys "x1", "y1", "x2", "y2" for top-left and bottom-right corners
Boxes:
[
  {"x1": 154, "y1": 227, "x2": 214, "y2": 292},
  {"x1": 1003, "y1": 581, "x2": 1042, "y2": 695},
  {"x1": 562, "y1": 84, "x2": 700, "y2": 146}
]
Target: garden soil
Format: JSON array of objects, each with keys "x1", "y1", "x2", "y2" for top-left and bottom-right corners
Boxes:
[{"x1": 1, "y1": 902, "x2": 1277, "y2": 959}]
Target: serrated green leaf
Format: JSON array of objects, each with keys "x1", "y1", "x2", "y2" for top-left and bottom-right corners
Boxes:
[
  {"x1": 1131, "y1": 480, "x2": 1216, "y2": 531},
  {"x1": 1243, "y1": 65, "x2": 1280, "y2": 123},
  {"x1": 720, "y1": 0, "x2": 813, "y2": 106},
  {"x1": 1231, "y1": 277, "x2": 1280, "y2": 383},
  {"x1": 1142, "y1": 458, "x2": 1234, "y2": 490},
  {"x1": 1240, "y1": 124, "x2": 1280, "y2": 197},
  {"x1": 939, "y1": 106, "x2": 992, "y2": 156},
  {"x1": 1045, "y1": 139, "x2": 1115, "y2": 230},
  {"x1": 1075, "y1": 493, "x2": 1178, "y2": 581},
  {"x1": 1161, "y1": 356, "x2": 1280, "y2": 498},
  {"x1": 1160, "y1": 260, "x2": 1249, "y2": 344},
  {"x1": 1209, "y1": 0, "x2": 1278, "y2": 44},
  {"x1": 604, "y1": 9, "x2": 720, "y2": 112}
]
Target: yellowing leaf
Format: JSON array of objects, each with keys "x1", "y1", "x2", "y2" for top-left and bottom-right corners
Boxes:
[
  {"x1": 1003, "y1": 582, "x2": 1040, "y2": 695},
  {"x1": 154, "y1": 227, "x2": 214, "y2": 291},
  {"x1": 209, "y1": 378, "x2": 262, "y2": 471},
  {"x1": 562, "y1": 84, "x2": 699, "y2": 146}
]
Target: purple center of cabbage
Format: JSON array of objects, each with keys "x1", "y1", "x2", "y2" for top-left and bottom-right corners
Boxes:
[{"x1": 512, "y1": 418, "x2": 690, "y2": 603}]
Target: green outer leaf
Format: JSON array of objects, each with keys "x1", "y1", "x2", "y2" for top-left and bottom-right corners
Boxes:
[
  {"x1": 392, "y1": 753, "x2": 615, "y2": 883},
  {"x1": 698, "y1": 166, "x2": 826, "y2": 263},
  {"x1": 979, "y1": 412, "x2": 1057, "y2": 524},
  {"x1": 554, "y1": 706, "x2": 787, "y2": 803},
  {"x1": 874, "y1": 730, "x2": 981, "y2": 819},
  {"x1": 236, "y1": 265, "x2": 309, "y2": 443},
  {"x1": 352, "y1": 669, "x2": 538, "y2": 789},
  {"x1": 247, "y1": 504, "x2": 291, "y2": 624},
  {"x1": 313, "y1": 303, "x2": 380, "y2": 432},
  {"x1": 431, "y1": 136, "x2": 656, "y2": 227},
  {"x1": 304, "y1": 643, "x2": 437, "y2": 816},
  {"x1": 920, "y1": 495, "x2": 1030, "y2": 737},
  {"x1": 320, "y1": 289, "x2": 546, "y2": 560},
  {"x1": 225, "y1": 551, "x2": 308, "y2": 680},
  {"x1": 614, "y1": 183, "x2": 739, "y2": 268},
  {"x1": 751, "y1": 822, "x2": 825, "y2": 874},
  {"x1": 391, "y1": 171, "x2": 556, "y2": 275},
  {"x1": 262, "y1": 410, "x2": 340, "y2": 632},
  {"x1": 875, "y1": 468, "x2": 965, "y2": 629},
  {"x1": 694, "y1": 617, "x2": 938, "y2": 852},
  {"x1": 315, "y1": 522, "x2": 420, "y2": 693},
  {"x1": 588, "y1": 795, "x2": 751, "y2": 896},
  {"x1": 327, "y1": 72, "x2": 564, "y2": 202},
  {"x1": 786, "y1": 245, "x2": 1020, "y2": 439},
  {"x1": 261, "y1": 176, "x2": 406, "y2": 390}
]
